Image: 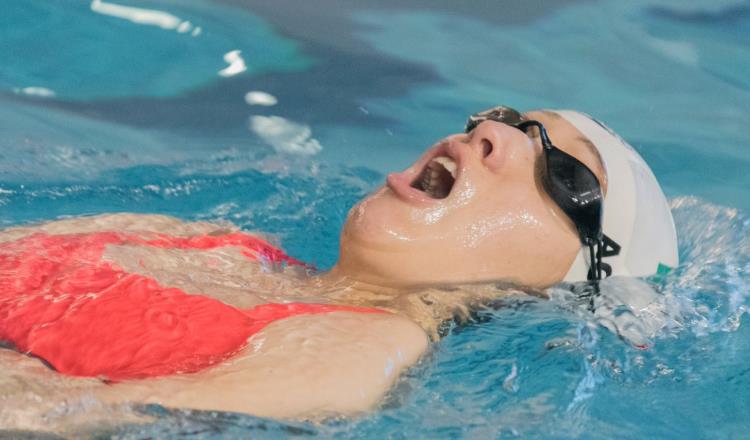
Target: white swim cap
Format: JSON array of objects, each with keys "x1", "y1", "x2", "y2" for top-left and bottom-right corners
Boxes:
[{"x1": 551, "y1": 110, "x2": 679, "y2": 282}]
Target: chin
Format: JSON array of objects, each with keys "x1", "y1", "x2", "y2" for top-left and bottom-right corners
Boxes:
[{"x1": 342, "y1": 188, "x2": 414, "y2": 246}]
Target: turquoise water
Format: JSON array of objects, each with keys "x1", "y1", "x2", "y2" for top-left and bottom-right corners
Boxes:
[{"x1": 1, "y1": 0, "x2": 749, "y2": 438}]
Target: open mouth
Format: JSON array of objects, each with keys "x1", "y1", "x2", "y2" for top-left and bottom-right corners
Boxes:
[{"x1": 410, "y1": 156, "x2": 457, "y2": 199}]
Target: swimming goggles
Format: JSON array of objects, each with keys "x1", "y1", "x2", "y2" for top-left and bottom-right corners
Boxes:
[{"x1": 465, "y1": 106, "x2": 620, "y2": 281}]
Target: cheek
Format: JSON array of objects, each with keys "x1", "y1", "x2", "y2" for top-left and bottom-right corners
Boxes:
[
  {"x1": 453, "y1": 188, "x2": 550, "y2": 250},
  {"x1": 461, "y1": 209, "x2": 543, "y2": 249},
  {"x1": 446, "y1": 189, "x2": 578, "y2": 281},
  {"x1": 448, "y1": 156, "x2": 544, "y2": 239}
]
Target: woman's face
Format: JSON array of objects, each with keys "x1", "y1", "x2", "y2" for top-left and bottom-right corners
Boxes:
[{"x1": 334, "y1": 110, "x2": 607, "y2": 288}]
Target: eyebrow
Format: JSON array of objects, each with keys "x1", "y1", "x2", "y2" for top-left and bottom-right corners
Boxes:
[
  {"x1": 576, "y1": 135, "x2": 606, "y2": 176},
  {"x1": 577, "y1": 136, "x2": 598, "y2": 157},
  {"x1": 541, "y1": 110, "x2": 562, "y2": 119},
  {"x1": 524, "y1": 110, "x2": 605, "y2": 172}
]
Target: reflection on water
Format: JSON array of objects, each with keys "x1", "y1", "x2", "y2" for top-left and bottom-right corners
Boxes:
[
  {"x1": 218, "y1": 49, "x2": 247, "y2": 77},
  {"x1": 0, "y1": 0, "x2": 309, "y2": 101},
  {"x1": 244, "y1": 91, "x2": 278, "y2": 106},
  {"x1": 249, "y1": 116, "x2": 323, "y2": 156},
  {"x1": 90, "y1": 0, "x2": 202, "y2": 35},
  {"x1": 12, "y1": 86, "x2": 55, "y2": 98}
]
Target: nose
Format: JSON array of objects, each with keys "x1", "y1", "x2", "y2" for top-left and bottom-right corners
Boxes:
[{"x1": 466, "y1": 120, "x2": 530, "y2": 169}]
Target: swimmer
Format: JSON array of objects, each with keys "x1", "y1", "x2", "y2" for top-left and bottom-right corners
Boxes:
[{"x1": 0, "y1": 107, "x2": 678, "y2": 430}]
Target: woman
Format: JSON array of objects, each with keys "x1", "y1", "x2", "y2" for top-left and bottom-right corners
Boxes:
[{"x1": 0, "y1": 107, "x2": 678, "y2": 427}]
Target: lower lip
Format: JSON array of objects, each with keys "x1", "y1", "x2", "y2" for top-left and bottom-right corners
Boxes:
[{"x1": 386, "y1": 172, "x2": 436, "y2": 205}]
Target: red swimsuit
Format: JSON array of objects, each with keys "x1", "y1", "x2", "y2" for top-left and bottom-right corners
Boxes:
[{"x1": 0, "y1": 230, "x2": 381, "y2": 381}]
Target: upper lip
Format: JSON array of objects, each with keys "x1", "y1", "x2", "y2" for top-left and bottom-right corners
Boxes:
[{"x1": 415, "y1": 140, "x2": 464, "y2": 183}]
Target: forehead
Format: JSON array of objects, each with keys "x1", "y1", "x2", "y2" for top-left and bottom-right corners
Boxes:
[{"x1": 525, "y1": 110, "x2": 608, "y2": 192}]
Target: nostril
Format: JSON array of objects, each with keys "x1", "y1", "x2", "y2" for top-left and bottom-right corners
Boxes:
[{"x1": 481, "y1": 139, "x2": 493, "y2": 158}]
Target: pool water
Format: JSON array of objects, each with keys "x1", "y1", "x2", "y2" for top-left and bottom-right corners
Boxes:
[{"x1": 1, "y1": 0, "x2": 749, "y2": 438}]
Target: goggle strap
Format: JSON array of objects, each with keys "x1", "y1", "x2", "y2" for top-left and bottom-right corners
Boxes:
[
  {"x1": 587, "y1": 242, "x2": 598, "y2": 281},
  {"x1": 571, "y1": 279, "x2": 601, "y2": 312},
  {"x1": 586, "y1": 235, "x2": 620, "y2": 281},
  {"x1": 601, "y1": 234, "x2": 621, "y2": 258}
]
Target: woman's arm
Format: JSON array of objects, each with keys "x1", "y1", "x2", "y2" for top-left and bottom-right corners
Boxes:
[{"x1": 95, "y1": 311, "x2": 428, "y2": 419}]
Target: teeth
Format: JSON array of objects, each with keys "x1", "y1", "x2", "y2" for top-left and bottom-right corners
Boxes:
[
  {"x1": 416, "y1": 156, "x2": 455, "y2": 198},
  {"x1": 409, "y1": 155, "x2": 457, "y2": 199},
  {"x1": 431, "y1": 156, "x2": 457, "y2": 178}
]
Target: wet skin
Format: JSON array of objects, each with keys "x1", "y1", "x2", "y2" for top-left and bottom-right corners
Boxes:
[
  {"x1": 333, "y1": 110, "x2": 607, "y2": 288},
  {"x1": 0, "y1": 109, "x2": 606, "y2": 431}
]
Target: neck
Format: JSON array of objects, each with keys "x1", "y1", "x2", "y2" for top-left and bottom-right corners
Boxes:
[{"x1": 311, "y1": 266, "x2": 537, "y2": 340}]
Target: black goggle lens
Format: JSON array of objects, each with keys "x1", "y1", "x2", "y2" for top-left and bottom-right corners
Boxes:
[{"x1": 543, "y1": 146, "x2": 603, "y2": 240}]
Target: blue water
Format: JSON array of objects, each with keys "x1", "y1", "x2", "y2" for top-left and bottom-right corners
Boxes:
[{"x1": 1, "y1": 0, "x2": 749, "y2": 438}]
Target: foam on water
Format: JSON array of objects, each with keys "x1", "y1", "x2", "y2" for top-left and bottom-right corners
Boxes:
[{"x1": 2, "y1": 160, "x2": 748, "y2": 438}]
